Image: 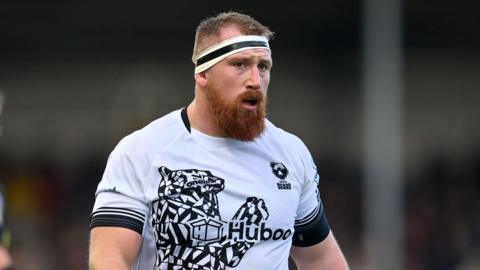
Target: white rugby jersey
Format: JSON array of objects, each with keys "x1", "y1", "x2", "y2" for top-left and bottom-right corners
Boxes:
[{"x1": 91, "y1": 108, "x2": 330, "y2": 270}]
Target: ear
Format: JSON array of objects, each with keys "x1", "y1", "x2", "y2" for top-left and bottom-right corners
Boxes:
[{"x1": 194, "y1": 71, "x2": 208, "y2": 87}]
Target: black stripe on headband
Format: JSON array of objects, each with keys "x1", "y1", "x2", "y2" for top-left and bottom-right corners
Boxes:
[{"x1": 196, "y1": 40, "x2": 268, "y2": 66}]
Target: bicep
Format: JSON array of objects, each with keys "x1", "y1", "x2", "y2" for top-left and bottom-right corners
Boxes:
[
  {"x1": 89, "y1": 188, "x2": 148, "y2": 269},
  {"x1": 89, "y1": 226, "x2": 143, "y2": 270},
  {"x1": 290, "y1": 231, "x2": 349, "y2": 270},
  {"x1": 290, "y1": 230, "x2": 333, "y2": 264}
]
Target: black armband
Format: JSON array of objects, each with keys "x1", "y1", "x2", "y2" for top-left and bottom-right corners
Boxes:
[
  {"x1": 292, "y1": 203, "x2": 331, "y2": 247},
  {"x1": 90, "y1": 207, "x2": 145, "y2": 235}
]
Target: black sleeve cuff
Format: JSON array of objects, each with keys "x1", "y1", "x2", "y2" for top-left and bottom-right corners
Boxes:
[
  {"x1": 90, "y1": 207, "x2": 145, "y2": 235},
  {"x1": 292, "y1": 204, "x2": 331, "y2": 247}
]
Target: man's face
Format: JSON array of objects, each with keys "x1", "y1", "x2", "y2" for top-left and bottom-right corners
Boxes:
[
  {"x1": 204, "y1": 42, "x2": 272, "y2": 141},
  {"x1": 205, "y1": 77, "x2": 267, "y2": 141}
]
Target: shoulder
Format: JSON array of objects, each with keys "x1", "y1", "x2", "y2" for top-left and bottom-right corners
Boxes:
[
  {"x1": 262, "y1": 119, "x2": 310, "y2": 156},
  {"x1": 259, "y1": 120, "x2": 314, "y2": 180},
  {"x1": 114, "y1": 109, "x2": 187, "y2": 157}
]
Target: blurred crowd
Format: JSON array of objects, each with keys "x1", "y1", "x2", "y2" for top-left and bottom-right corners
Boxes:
[{"x1": 0, "y1": 148, "x2": 478, "y2": 270}]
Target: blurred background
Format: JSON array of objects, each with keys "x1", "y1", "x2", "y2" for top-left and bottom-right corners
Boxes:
[{"x1": 0, "y1": 0, "x2": 479, "y2": 269}]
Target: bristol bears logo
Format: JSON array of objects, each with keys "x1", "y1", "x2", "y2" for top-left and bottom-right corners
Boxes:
[
  {"x1": 270, "y1": 162, "x2": 291, "y2": 190},
  {"x1": 150, "y1": 166, "x2": 292, "y2": 270},
  {"x1": 270, "y1": 162, "x2": 288, "y2": 179}
]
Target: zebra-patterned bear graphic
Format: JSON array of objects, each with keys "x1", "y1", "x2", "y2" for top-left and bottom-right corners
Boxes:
[{"x1": 151, "y1": 166, "x2": 269, "y2": 269}]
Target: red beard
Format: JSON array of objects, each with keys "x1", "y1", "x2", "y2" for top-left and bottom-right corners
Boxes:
[{"x1": 206, "y1": 80, "x2": 267, "y2": 141}]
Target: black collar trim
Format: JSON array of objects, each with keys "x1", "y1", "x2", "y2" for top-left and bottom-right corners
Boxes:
[{"x1": 181, "y1": 107, "x2": 191, "y2": 133}]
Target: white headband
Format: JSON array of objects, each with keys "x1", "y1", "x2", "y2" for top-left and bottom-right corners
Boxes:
[{"x1": 193, "y1": 35, "x2": 270, "y2": 74}]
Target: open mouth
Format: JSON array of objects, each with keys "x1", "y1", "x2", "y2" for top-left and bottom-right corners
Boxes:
[
  {"x1": 238, "y1": 90, "x2": 264, "y2": 112},
  {"x1": 242, "y1": 98, "x2": 258, "y2": 106},
  {"x1": 241, "y1": 97, "x2": 259, "y2": 111}
]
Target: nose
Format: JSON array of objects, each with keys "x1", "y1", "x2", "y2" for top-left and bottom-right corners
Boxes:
[{"x1": 246, "y1": 66, "x2": 261, "y2": 90}]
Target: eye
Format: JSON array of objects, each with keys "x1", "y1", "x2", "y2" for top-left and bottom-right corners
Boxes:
[
  {"x1": 232, "y1": 61, "x2": 245, "y2": 68},
  {"x1": 258, "y1": 63, "x2": 271, "y2": 72}
]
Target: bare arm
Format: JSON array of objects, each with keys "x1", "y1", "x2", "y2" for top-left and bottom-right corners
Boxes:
[
  {"x1": 290, "y1": 231, "x2": 349, "y2": 270},
  {"x1": 0, "y1": 246, "x2": 12, "y2": 269},
  {"x1": 89, "y1": 227, "x2": 142, "y2": 270}
]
